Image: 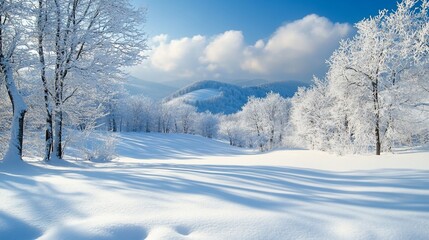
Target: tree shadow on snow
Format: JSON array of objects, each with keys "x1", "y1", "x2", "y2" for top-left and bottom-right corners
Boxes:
[
  {"x1": 0, "y1": 165, "x2": 88, "y2": 239},
  {"x1": 1, "y1": 147, "x2": 429, "y2": 239},
  {"x1": 0, "y1": 211, "x2": 41, "y2": 239},
  {"x1": 132, "y1": 164, "x2": 429, "y2": 212},
  {"x1": 115, "y1": 133, "x2": 250, "y2": 160},
  {"x1": 4, "y1": 163, "x2": 427, "y2": 213}
]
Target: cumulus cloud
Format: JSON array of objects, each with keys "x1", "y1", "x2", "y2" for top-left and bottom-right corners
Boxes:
[
  {"x1": 150, "y1": 34, "x2": 206, "y2": 78},
  {"x1": 128, "y1": 14, "x2": 352, "y2": 84},
  {"x1": 242, "y1": 14, "x2": 351, "y2": 78},
  {"x1": 201, "y1": 30, "x2": 245, "y2": 72}
]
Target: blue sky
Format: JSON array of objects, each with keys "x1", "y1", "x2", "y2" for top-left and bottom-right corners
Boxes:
[
  {"x1": 134, "y1": 0, "x2": 397, "y2": 43},
  {"x1": 129, "y1": 0, "x2": 399, "y2": 85}
]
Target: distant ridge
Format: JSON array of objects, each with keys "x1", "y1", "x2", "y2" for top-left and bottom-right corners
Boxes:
[{"x1": 164, "y1": 80, "x2": 306, "y2": 114}]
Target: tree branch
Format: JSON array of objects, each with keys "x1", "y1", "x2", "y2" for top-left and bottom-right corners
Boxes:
[{"x1": 62, "y1": 87, "x2": 78, "y2": 103}]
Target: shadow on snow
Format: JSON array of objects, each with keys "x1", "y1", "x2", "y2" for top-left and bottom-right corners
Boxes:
[
  {"x1": 1, "y1": 132, "x2": 428, "y2": 239},
  {"x1": 1, "y1": 163, "x2": 428, "y2": 214},
  {"x1": 115, "y1": 132, "x2": 248, "y2": 160}
]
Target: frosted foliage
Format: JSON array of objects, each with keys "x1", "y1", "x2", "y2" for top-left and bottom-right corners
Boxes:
[
  {"x1": 218, "y1": 114, "x2": 247, "y2": 147},
  {"x1": 168, "y1": 101, "x2": 198, "y2": 134},
  {"x1": 71, "y1": 131, "x2": 117, "y2": 162},
  {"x1": 197, "y1": 112, "x2": 219, "y2": 138},
  {"x1": 8, "y1": 0, "x2": 143, "y2": 162},
  {"x1": 0, "y1": 0, "x2": 30, "y2": 163},
  {"x1": 0, "y1": 0, "x2": 147, "y2": 162},
  {"x1": 289, "y1": 80, "x2": 335, "y2": 151},
  {"x1": 113, "y1": 95, "x2": 223, "y2": 138},
  {"x1": 111, "y1": 93, "x2": 290, "y2": 152},
  {"x1": 289, "y1": 0, "x2": 429, "y2": 154},
  {"x1": 218, "y1": 93, "x2": 290, "y2": 151}
]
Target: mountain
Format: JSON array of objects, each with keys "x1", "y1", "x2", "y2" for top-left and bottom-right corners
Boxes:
[
  {"x1": 162, "y1": 78, "x2": 270, "y2": 88},
  {"x1": 164, "y1": 80, "x2": 306, "y2": 114},
  {"x1": 220, "y1": 78, "x2": 270, "y2": 87},
  {"x1": 257, "y1": 80, "x2": 305, "y2": 97},
  {"x1": 124, "y1": 76, "x2": 178, "y2": 100}
]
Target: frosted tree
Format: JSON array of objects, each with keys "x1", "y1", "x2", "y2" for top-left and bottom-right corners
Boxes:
[
  {"x1": 139, "y1": 96, "x2": 156, "y2": 133},
  {"x1": 260, "y1": 93, "x2": 289, "y2": 149},
  {"x1": 197, "y1": 111, "x2": 219, "y2": 138},
  {"x1": 0, "y1": 0, "x2": 29, "y2": 163},
  {"x1": 219, "y1": 114, "x2": 242, "y2": 146},
  {"x1": 159, "y1": 102, "x2": 175, "y2": 133},
  {"x1": 289, "y1": 79, "x2": 336, "y2": 151},
  {"x1": 172, "y1": 102, "x2": 197, "y2": 134},
  {"x1": 294, "y1": 0, "x2": 429, "y2": 155},
  {"x1": 326, "y1": 0, "x2": 429, "y2": 154},
  {"x1": 240, "y1": 93, "x2": 289, "y2": 151},
  {"x1": 380, "y1": 0, "x2": 429, "y2": 148},
  {"x1": 241, "y1": 96, "x2": 266, "y2": 150},
  {"x1": 34, "y1": 0, "x2": 147, "y2": 160},
  {"x1": 120, "y1": 95, "x2": 157, "y2": 132},
  {"x1": 337, "y1": 14, "x2": 387, "y2": 155}
]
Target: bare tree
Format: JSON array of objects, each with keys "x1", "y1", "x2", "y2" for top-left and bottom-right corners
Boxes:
[
  {"x1": 35, "y1": 0, "x2": 147, "y2": 160},
  {"x1": 0, "y1": 0, "x2": 28, "y2": 163}
]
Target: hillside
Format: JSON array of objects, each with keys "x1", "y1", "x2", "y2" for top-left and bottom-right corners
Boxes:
[
  {"x1": 1, "y1": 133, "x2": 428, "y2": 239},
  {"x1": 165, "y1": 80, "x2": 306, "y2": 114}
]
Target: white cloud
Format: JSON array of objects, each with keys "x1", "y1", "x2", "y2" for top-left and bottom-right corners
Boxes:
[
  {"x1": 242, "y1": 14, "x2": 351, "y2": 77},
  {"x1": 201, "y1": 30, "x2": 245, "y2": 72},
  {"x1": 128, "y1": 14, "x2": 352, "y2": 84},
  {"x1": 150, "y1": 35, "x2": 206, "y2": 74}
]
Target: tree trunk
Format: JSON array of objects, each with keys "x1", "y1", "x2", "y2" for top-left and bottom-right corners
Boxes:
[
  {"x1": 375, "y1": 118, "x2": 381, "y2": 155},
  {"x1": 53, "y1": 109, "x2": 63, "y2": 159},
  {"x1": 1, "y1": 58, "x2": 27, "y2": 162},
  {"x1": 112, "y1": 116, "x2": 117, "y2": 132},
  {"x1": 44, "y1": 111, "x2": 53, "y2": 161},
  {"x1": 270, "y1": 128, "x2": 274, "y2": 149},
  {"x1": 51, "y1": 0, "x2": 64, "y2": 160},
  {"x1": 119, "y1": 117, "x2": 123, "y2": 132},
  {"x1": 145, "y1": 120, "x2": 150, "y2": 133},
  {"x1": 38, "y1": 0, "x2": 54, "y2": 161},
  {"x1": 372, "y1": 80, "x2": 381, "y2": 155}
]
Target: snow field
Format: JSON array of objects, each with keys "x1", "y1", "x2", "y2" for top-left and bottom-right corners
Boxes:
[{"x1": 1, "y1": 133, "x2": 429, "y2": 239}]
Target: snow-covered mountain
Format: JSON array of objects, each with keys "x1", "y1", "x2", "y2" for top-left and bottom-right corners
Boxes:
[{"x1": 164, "y1": 80, "x2": 306, "y2": 114}]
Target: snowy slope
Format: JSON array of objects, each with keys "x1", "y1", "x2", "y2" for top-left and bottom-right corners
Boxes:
[
  {"x1": 171, "y1": 88, "x2": 222, "y2": 104},
  {"x1": 1, "y1": 133, "x2": 429, "y2": 240}
]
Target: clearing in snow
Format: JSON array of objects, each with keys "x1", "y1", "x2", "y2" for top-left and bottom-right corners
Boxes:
[{"x1": 1, "y1": 133, "x2": 429, "y2": 239}]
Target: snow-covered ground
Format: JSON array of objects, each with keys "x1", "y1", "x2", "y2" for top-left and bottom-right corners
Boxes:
[{"x1": 1, "y1": 133, "x2": 429, "y2": 239}]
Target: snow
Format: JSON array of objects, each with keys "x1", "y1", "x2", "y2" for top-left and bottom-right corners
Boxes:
[
  {"x1": 1, "y1": 133, "x2": 429, "y2": 239},
  {"x1": 173, "y1": 88, "x2": 222, "y2": 103}
]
